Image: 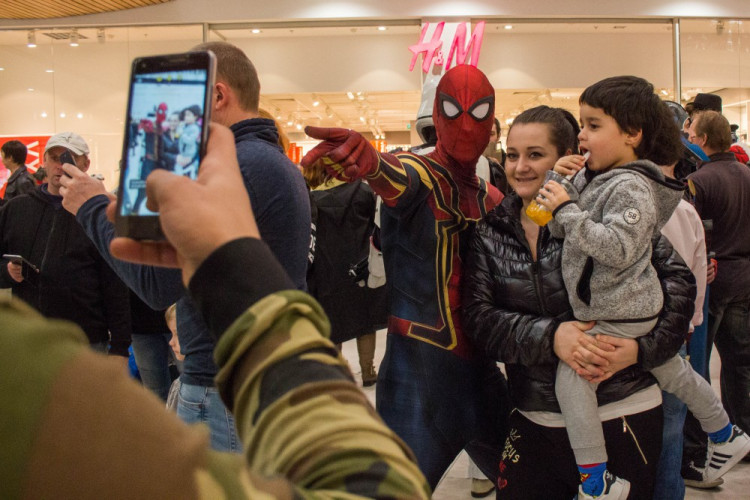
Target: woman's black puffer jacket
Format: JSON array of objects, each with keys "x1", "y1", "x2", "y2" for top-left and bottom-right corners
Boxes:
[{"x1": 462, "y1": 193, "x2": 696, "y2": 413}]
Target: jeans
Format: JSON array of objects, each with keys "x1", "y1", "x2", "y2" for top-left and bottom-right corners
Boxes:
[
  {"x1": 131, "y1": 333, "x2": 173, "y2": 401},
  {"x1": 653, "y1": 345, "x2": 688, "y2": 500},
  {"x1": 376, "y1": 334, "x2": 509, "y2": 489},
  {"x1": 176, "y1": 382, "x2": 242, "y2": 453},
  {"x1": 708, "y1": 289, "x2": 750, "y2": 434}
]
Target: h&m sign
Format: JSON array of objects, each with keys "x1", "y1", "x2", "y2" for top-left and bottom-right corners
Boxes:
[{"x1": 409, "y1": 21, "x2": 486, "y2": 74}]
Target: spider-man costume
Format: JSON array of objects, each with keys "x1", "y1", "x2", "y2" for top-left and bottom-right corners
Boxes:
[{"x1": 302, "y1": 65, "x2": 509, "y2": 488}]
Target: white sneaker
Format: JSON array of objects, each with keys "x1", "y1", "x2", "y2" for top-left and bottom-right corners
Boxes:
[
  {"x1": 703, "y1": 425, "x2": 750, "y2": 483},
  {"x1": 576, "y1": 470, "x2": 630, "y2": 499}
]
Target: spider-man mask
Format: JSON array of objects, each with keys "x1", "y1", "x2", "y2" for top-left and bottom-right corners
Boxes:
[{"x1": 433, "y1": 65, "x2": 495, "y2": 170}]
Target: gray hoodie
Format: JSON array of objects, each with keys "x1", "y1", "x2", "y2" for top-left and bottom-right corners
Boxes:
[{"x1": 548, "y1": 160, "x2": 685, "y2": 322}]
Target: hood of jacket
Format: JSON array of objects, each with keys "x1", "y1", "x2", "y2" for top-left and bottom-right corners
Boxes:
[{"x1": 581, "y1": 159, "x2": 685, "y2": 234}]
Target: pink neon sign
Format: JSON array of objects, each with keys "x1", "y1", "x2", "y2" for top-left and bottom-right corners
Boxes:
[{"x1": 408, "y1": 21, "x2": 485, "y2": 73}]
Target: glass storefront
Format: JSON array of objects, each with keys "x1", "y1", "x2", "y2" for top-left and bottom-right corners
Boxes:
[{"x1": 0, "y1": 18, "x2": 748, "y2": 187}]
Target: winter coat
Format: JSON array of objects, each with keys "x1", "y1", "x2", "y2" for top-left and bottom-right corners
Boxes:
[
  {"x1": 307, "y1": 180, "x2": 387, "y2": 344},
  {"x1": 462, "y1": 193, "x2": 695, "y2": 413},
  {"x1": 0, "y1": 186, "x2": 131, "y2": 355}
]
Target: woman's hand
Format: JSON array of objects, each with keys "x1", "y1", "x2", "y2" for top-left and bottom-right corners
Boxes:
[
  {"x1": 573, "y1": 334, "x2": 639, "y2": 383},
  {"x1": 552, "y1": 154, "x2": 586, "y2": 177},
  {"x1": 554, "y1": 320, "x2": 600, "y2": 378}
]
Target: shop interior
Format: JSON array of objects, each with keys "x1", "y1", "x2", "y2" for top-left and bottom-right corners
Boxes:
[{"x1": 0, "y1": 18, "x2": 748, "y2": 188}]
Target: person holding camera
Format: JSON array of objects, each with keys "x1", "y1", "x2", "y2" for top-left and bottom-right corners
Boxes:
[
  {"x1": 0, "y1": 132, "x2": 131, "y2": 360},
  {"x1": 0, "y1": 123, "x2": 430, "y2": 499}
]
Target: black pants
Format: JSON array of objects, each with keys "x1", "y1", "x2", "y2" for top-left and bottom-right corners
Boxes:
[
  {"x1": 683, "y1": 287, "x2": 750, "y2": 472},
  {"x1": 496, "y1": 406, "x2": 663, "y2": 499}
]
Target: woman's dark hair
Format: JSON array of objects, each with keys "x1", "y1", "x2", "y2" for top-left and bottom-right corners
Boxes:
[
  {"x1": 579, "y1": 76, "x2": 682, "y2": 166},
  {"x1": 180, "y1": 104, "x2": 202, "y2": 121},
  {"x1": 509, "y1": 105, "x2": 580, "y2": 157}
]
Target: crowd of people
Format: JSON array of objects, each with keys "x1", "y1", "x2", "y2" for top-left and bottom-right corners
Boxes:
[{"x1": 1, "y1": 41, "x2": 750, "y2": 499}]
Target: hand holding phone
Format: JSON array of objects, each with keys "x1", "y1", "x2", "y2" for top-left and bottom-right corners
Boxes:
[
  {"x1": 2, "y1": 253, "x2": 40, "y2": 274},
  {"x1": 59, "y1": 150, "x2": 76, "y2": 178},
  {"x1": 116, "y1": 50, "x2": 216, "y2": 240}
]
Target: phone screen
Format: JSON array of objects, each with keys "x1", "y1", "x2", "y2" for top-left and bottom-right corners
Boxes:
[{"x1": 120, "y1": 59, "x2": 211, "y2": 218}]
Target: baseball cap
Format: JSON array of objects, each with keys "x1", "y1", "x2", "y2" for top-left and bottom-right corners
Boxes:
[{"x1": 44, "y1": 132, "x2": 90, "y2": 156}]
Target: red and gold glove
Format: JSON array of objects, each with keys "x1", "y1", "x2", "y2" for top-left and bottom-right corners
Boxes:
[{"x1": 301, "y1": 127, "x2": 379, "y2": 181}]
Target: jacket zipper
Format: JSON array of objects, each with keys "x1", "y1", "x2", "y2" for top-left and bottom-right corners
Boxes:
[
  {"x1": 530, "y1": 227, "x2": 548, "y2": 315},
  {"x1": 38, "y1": 206, "x2": 58, "y2": 311},
  {"x1": 621, "y1": 416, "x2": 648, "y2": 464}
]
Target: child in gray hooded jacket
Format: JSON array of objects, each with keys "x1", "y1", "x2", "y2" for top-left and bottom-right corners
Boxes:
[{"x1": 537, "y1": 76, "x2": 749, "y2": 500}]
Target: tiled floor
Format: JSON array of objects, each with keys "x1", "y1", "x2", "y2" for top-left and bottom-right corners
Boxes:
[{"x1": 341, "y1": 329, "x2": 749, "y2": 499}]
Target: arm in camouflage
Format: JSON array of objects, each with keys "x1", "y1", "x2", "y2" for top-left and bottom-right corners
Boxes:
[
  {"x1": 1, "y1": 238, "x2": 429, "y2": 499},
  {"x1": 192, "y1": 237, "x2": 432, "y2": 498}
]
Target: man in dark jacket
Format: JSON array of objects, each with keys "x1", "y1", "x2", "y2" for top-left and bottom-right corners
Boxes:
[
  {"x1": 688, "y1": 110, "x2": 750, "y2": 441},
  {"x1": 0, "y1": 132, "x2": 131, "y2": 359},
  {"x1": 1, "y1": 140, "x2": 36, "y2": 202}
]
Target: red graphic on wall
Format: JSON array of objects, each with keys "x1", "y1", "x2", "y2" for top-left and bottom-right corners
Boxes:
[{"x1": 0, "y1": 135, "x2": 50, "y2": 192}]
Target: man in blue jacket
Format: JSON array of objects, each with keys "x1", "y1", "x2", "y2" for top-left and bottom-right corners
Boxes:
[{"x1": 60, "y1": 42, "x2": 310, "y2": 452}]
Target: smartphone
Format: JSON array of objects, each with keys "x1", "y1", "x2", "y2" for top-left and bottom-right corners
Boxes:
[
  {"x1": 115, "y1": 50, "x2": 216, "y2": 240},
  {"x1": 59, "y1": 149, "x2": 76, "y2": 178},
  {"x1": 2, "y1": 254, "x2": 40, "y2": 273}
]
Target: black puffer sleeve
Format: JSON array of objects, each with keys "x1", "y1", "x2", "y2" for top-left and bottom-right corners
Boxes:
[{"x1": 637, "y1": 235, "x2": 696, "y2": 370}]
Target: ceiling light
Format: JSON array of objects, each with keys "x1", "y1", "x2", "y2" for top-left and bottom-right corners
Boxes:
[
  {"x1": 46, "y1": 69, "x2": 54, "y2": 73},
  {"x1": 378, "y1": 26, "x2": 387, "y2": 31},
  {"x1": 251, "y1": 29, "x2": 261, "y2": 34},
  {"x1": 347, "y1": 91, "x2": 355, "y2": 100},
  {"x1": 60, "y1": 112, "x2": 66, "y2": 118},
  {"x1": 27, "y1": 30, "x2": 37, "y2": 48},
  {"x1": 41, "y1": 111, "x2": 48, "y2": 118},
  {"x1": 27, "y1": 88, "x2": 34, "y2": 92},
  {"x1": 296, "y1": 123, "x2": 303, "y2": 130},
  {"x1": 0, "y1": 67, "x2": 4, "y2": 71},
  {"x1": 504, "y1": 25, "x2": 513, "y2": 30},
  {"x1": 359, "y1": 116, "x2": 366, "y2": 123},
  {"x1": 311, "y1": 94, "x2": 320, "y2": 107},
  {"x1": 77, "y1": 113, "x2": 83, "y2": 119},
  {"x1": 70, "y1": 29, "x2": 79, "y2": 47},
  {"x1": 660, "y1": 89, "x2": 668, "y2": 96}
]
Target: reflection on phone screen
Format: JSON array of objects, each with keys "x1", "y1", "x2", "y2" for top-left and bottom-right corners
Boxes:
[{"x1": 121, "y1": 69, "x2": 208, "y2": 217}]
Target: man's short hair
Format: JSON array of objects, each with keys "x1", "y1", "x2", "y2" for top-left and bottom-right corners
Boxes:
[
  {"x1": 1, "y1": 140, "x2": 27, "y2": 166},
  {"x1": 192, "y1": 42, "x2": 260, "y2": 112},
  {"x1": 693, "y1": 110, "x2": 732, "y2": 153}
]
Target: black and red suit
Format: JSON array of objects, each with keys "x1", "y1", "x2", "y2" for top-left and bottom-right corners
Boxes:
[{"x1": 302, "y1": 65, "x2": 510, "y2": 488}]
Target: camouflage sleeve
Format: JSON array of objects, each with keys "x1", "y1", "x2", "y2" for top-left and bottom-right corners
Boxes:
[{"x1": 190, "y1": 238, "x2": 430, "y2": 499}]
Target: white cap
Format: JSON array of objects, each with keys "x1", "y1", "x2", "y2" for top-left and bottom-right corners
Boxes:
[{"x1": 45, "y1": 132, "x2": 90, "y2": 156}]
